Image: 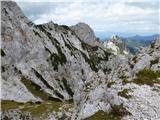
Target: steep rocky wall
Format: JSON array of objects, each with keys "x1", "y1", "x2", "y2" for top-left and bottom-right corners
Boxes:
[{"x1": 1, "y1": 1, "x2": 111, "y2": 102}]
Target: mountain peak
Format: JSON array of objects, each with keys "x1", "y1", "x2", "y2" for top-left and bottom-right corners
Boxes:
[
  {"x1": 111, "y1": 34, "x2": 119, "y2": 40},
  {"x1": 1, "y1": 1, "x2": 29, "y2": 23},
  {"x1": 109, "y1": 34, "x2": 123, "y2": 44},
  {"x1": 75, "y1": 22, "x2": 90, "y2": 27},
  {"x1": 70, "y1": 22, "x2": 97, "y2": 46},
  {"x1": 103, "y1": 34, "x2": 129, "y2": 55}
]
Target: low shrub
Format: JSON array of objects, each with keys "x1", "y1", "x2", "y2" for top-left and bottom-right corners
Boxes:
[
  {"x1": 118, "y1": 89, "x2": 132, "y2": 99},
  {"x1": 133, "y1": 68, "x2": 160, "y2": 86}
]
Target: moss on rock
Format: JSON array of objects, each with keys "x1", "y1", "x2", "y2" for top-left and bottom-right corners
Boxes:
[{"x1": 118, "y1": 89, "x2": 132, "y2": 99}]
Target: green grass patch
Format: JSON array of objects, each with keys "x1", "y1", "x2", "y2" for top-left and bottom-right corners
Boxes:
[
  {"x1": 85, "y1": 110, "x2": 121, "y2": 120},
  {"x1": 21, "y1": 77, "x2": 53, "y2": 101},
  {"x1": 122, "y1": 79, "x2": 131, "y2": 85},
  {"x1": 21, "y1": 101, "x2": 62, "y2": 117},
  {"x1": 22, "y1": 73, "x2": 64, "y2": 100},
  {"x1": 122, "y1": 69, "x2": 160, "y2": 86},
  {"x1": 1, "y1": 100, "x2": 24, "y2": 110},
  {"x1": 133, "y1": 68, "x2": 160, "y2": 86},
  {"x1": 85, "y1": 104, "x2": 131, "y2": 120},
  {"x1": 118, "y1": 89, "x2": 132, "y2": 99},
  {"x1": 1, "y1": 100, "x2": 73, "y2": 119}
]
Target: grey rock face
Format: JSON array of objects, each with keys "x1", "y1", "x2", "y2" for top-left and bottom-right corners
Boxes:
[
  {"x1": 103, "y1": 35, "x2": 129, "y2": 55},
  {"x1": 70, "y1": 22, "x2": 99, "y2": 46},
  {"x1": 122, "y1": 84, "x2": 160, "y2": 120},
  {"x1": 1, "y1": 110, "x2": 33, "y2": 120},
  {"x1": 131, "y1": 38, "x2": 160, "y2": 73},
  {"x1": 1, "y1": 1, "x2": 110, "y2": 102}
]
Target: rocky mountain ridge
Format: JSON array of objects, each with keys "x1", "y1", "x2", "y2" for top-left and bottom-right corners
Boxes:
[
  {"x1": 103, "y1": 35, "x2": 129, "y2": 55},
  {"x1": 103, "y1": 34, "x2": 160, "y2": 55},
  {"x1": 1, "y1": 1, "x2": 160, "y2": 120}
]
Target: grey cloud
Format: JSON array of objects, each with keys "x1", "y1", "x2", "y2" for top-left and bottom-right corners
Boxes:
[
  {"x1": 16, "y1": 1, "x2": 159, "y2": 34},
  {"x1": 17, "y1": 2, "x2": 70, "y2": 20},
  {"x1": 125, "y1": 1, "x2": 159, "y2": 9}
]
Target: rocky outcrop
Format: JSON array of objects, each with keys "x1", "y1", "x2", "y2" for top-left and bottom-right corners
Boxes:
[
  {"x1": 1, "y1": 1, "x2": 160, "y2": 120},
  {"x1": 130, "y1": 37, "x2": 160, "y2": 73},
  {"x1": 103, "y1": 35, "x2": 129, "y2": 55},
  {"x1": 1, "y1": 110, "x2": 33, "y2": 120},
  {"x1": 70, "y1": 22, "x2": 100, "y2": 46}
]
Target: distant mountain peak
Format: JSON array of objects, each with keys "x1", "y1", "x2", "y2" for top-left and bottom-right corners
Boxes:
[
  {"x1": 109, "y1": 34, "x2": 123, "y2": 44},
  {"x1": 111, "y1": 34, "x2": 119, "y2": 40},
  {"x1": 103, "y1": 34, "x2": 129, "y2": 55}
]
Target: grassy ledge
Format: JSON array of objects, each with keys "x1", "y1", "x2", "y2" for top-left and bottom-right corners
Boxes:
[
  {"x1": 1, "y1": 100, "x2": 73, "y2": 118},
  {"x1": 21, "y1": 77, "x2": 53, "y2": 101},
  {"x1": 85, "y1": 104, "x2": 131, "y2": 120},
  {"x1": 122, "y1": 68, "x2": 160, "y2": 86},
  {"x1": 118, "y1": 89, "x2": 132, "y2": 99},
  {"x1": 133, "y1": 68, "x2": 160, "y2": 86}
]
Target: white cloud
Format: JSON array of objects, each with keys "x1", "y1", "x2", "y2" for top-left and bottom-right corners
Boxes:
[{"x1": 16, "y1": 0, "x2": 159, "y2": 35}]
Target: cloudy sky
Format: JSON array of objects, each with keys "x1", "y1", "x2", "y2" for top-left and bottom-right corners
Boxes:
[{"x1": 16, "y1": 0, "x2": 159, "y2": 38}]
